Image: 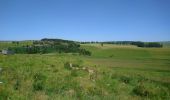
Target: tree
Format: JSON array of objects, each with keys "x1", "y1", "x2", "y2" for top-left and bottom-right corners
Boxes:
[{"x1": 101, "y1": 43, "x2": 104, "y2": 47}]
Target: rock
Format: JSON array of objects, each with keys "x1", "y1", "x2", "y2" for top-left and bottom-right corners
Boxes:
[
  {"x1": 82, "y1": 67, "x2": 86, "y2": 70},
  {"x1": 69, "y1": 63, "x2": 72, "y2": 68},
  {"x1": 75, "y1": 67, "x2": 79, "y2": 70},
  {"x1": 88, "y1": 69, "x2": 94, "y2": 74}
]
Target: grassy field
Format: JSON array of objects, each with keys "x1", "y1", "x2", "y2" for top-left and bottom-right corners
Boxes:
[{"x1": 0, "y1": 43, "x2": 170, "y2": 100}]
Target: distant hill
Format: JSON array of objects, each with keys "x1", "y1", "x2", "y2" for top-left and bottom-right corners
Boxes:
[
  {"x1": 1, "y1": 39, "x2": 169, "y2": 51},
  {"x1": 160, "y1": 41, "x2": 170, "y2": 47},
  {"x1": 81, "y1": 41, "x2": 163, "y2": 48},
  {"x1": 3, "y1": 38, "x2": 91, "y2": 56}
]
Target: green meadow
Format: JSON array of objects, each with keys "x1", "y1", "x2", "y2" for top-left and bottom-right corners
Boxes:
[{"x1": 0, "y1": 43, "x2": 170, "y2": 100}]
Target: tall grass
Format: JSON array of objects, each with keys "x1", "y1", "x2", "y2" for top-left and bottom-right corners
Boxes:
[{"x1": 0, "y1": 44, "x2": 170, "y2": 99}]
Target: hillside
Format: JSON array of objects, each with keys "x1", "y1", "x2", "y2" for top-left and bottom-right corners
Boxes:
[{"x1": 0, "y1": 42, "x2": 170, "y2": 100}]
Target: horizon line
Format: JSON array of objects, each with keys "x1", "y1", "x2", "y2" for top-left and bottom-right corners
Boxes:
[{"x1": 0, "y1": 38, "x2": 170, "y2": 42}]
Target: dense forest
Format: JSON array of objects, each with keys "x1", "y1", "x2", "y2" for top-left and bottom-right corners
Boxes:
[
  {"x1": 81, "y1": 41, "x2": 163, "y2": 48},
  {"x1": 8, "y1": 38, "x2": 91, "y2": 55}
]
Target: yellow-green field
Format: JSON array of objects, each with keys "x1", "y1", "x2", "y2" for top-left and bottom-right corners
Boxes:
[{"x1": 0, "y1": 43, "x2": 170, "y2": 100}]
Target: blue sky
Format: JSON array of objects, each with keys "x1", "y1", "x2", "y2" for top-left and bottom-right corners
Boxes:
[{"x1": 0, "y1": 0, "x2": 170, "y2": 41}]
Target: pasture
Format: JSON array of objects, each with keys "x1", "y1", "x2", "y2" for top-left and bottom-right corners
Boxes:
[{"x1": 0, "y1": 43, "x2": 170, "y2": 100}]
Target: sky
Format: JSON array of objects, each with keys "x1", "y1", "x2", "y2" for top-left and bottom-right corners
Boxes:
[{"x1": 0, "y1": 0, "x2": 170, "y2": 41}]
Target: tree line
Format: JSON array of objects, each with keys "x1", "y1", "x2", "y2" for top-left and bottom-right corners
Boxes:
[
  {"x1": 131, "y1": 42, "x2": 163, "y2": 48},
  {"x1": 80, "y1": 41, "x2": 163, "y2": 48},
  {"x1": 8, "y1": 38, "x2": 91, "y2": 56}
]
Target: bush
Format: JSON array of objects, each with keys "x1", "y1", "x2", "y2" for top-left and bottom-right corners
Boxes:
[
  {"x1": 133, "y1": 85, "x2": 149, "y2": 97},
  {"x1": 14, "y1": 80, "x2": 20, "y2": 90},
  {"x1": 79, "y1": 49, "x2": 91, "y2": 56},
  {"x1": 133, "y1": 82, "x2": 170, "y2": 99},
  {"x1": 120, "y1": 76, "x2": 131, "y2": 84},
  {"x1": 72, "y1": 63, "x2": 80, "y2": 68},
  {"x1": 33, "y1": 73, "x2": 46, "y2": 91},
  {"x1": 33, "y1": 80, "x2": 44, "y2": 91},
  {"x1": 64, "y1": 62, "x2": 72, "y2": 70}
]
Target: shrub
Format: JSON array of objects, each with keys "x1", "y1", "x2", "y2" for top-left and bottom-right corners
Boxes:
[
  {"x1": 33, "y1": 80, "x2": 44, "y2": 91},
  {"x1": 133, "y1": 82, "x2": 170, "y2": 99},
  {"x1": 64, "y1": 62, "x2": 72, "y2": 70},
  {"x1": 79, "y1": 49, "x2": 91, "y2": 56},
  {"x1": 72, "y1": 64, "x2": 80, "y2": 68},
  {"x1": 120, "y1": 76, "x2": 131, "y2": 84},
  {"x1": 133, "y1": 84, "x2": 151, "y2": 97},
  {"x1": 14, "y1": 80, "x2": 20, "y2": 90},
  {"x1": 33, "y1": 73, "x2": 46, "y2": 91}
]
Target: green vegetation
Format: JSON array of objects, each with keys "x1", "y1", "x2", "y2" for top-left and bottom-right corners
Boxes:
[
  {"x1": 0, "y1": 41, "x2": 170, "y2": 100},
  {"x1": 81, "y1": 41, "x2": 163, "y2": 48},
  {"x1": 5, "y1": 39, "x2": 91, "y2": 56},
  {"x1": 131, "y1": 42, "x2": 163, "y2": 48}
]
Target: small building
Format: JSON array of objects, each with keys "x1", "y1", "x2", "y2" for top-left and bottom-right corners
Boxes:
[{"x1": 1, "y1": 50, "x2": 14, "y2": 55}]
